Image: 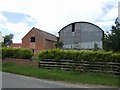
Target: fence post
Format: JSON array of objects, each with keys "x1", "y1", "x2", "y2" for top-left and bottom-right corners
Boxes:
[
  {"x1": 38, "y1": 61, "x2": 40, "y2": 67},
  {"x1": 118, "y1": 64, "x2": 120, "y2": 88}
]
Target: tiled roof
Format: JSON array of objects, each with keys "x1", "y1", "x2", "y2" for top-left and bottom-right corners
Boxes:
[
  {"x1": 10, "y1": 43, "x2": 22, "y2": 48},
  {"x1": 34, "y1": 27, "x2": 57, "y2": 42}
]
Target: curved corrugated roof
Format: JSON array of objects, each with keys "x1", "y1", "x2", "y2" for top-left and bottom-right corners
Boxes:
[{"x1": 58, "y1": 21, "x2": 104, "y2": 33}]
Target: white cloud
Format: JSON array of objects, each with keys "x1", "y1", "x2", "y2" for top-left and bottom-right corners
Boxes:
[
  {"x1": 95, "y1": 21, "x2": 114, "y2": 29},
  {"x1": 0, "y1": 0, "x2": 119, "y2": 43},
  {"x1": 6, "y1": 22, "x2": 30, "y2": 33},
  {"x1": 13, "y1": 33, "x2": 26, "y2": 43},
  {"x1": 24, "y1": 16, "x2": 36, "y2": 24},
  {"x1": 4, "y1": 21, "x2": 33, "y2": 43},
  {"x1": 0, "y1": 12, "x2": 32, "y2": 43},
  {"x1": 0, "y1": 11, "x2": 37, "y2": 42},
  {"x1": 0, "y1": 13, "x2": 7, "y2": 29},
  {"x1": 102, "y1": 8, "x2": 117, "y2": 21},
  {"x1": 0, "y1": 13, "x2": 7, "y2": 22}
]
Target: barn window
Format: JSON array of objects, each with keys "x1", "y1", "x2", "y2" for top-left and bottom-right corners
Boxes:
[
  {"x1": 72, "y1": 23, "x2": 75, "y2": 32},
  {"x1": 31, "y1": 37, "x2": 35, "y2": 42}
]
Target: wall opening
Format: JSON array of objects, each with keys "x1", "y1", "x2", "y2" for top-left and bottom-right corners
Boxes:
[
  {"x1": 32, "y1": 49, "x2": 34, "y2": 53},
  {"x1": 72, "y1": 23, "x2": 75, "y2": 32},
  {"x1": 31, "y1": 37, "x2": 35, "y2": 42}
]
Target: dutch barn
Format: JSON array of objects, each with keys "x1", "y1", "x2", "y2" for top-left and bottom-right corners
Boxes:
[
  {"x1": 59, "y1": 22, "x2": 104, "y2": 49},
  {"x1": 22, "y1": 27, "x2": 57, "y2": 54}
]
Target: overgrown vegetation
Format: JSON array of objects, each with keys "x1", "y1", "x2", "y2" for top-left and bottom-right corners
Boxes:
[
  {"x1": 2, "y1": 34, "x2": 14, "y2": 47},
  {"x1": 2, "y1": 48, "x2": 33, "y2": 59},
  {"x1": 2, "y1": 62, "x2": 119, "y2": 87},
  {"x1": 39, "y1": 49, "x2": 120, "y2": 62},
  {"x1": 104, "y1": 17, "x2": 120, "y2": 52}
]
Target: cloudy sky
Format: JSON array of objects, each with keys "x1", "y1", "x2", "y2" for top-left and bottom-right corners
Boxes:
[{"x1": 0, "y1": 0, "x2": 119, "y2": 43}]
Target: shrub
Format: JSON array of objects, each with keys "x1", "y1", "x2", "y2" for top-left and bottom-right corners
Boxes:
[
  {"x1": 2, "y1": 48, "x2": 33, "y2": 59},
  {"x1": 39, "y1": 49, "x2": 63, "y2": 60},
  {"x1": 111, "y1": 53, "x2": 120, "y2": 62},
  {"x1": 38, "y1": 49, "x2": 120, "y2": 62}
]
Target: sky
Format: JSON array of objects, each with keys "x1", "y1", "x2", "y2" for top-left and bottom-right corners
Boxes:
[{"x1": 0, "y1": 0, "x2": 119, "y2": 43}]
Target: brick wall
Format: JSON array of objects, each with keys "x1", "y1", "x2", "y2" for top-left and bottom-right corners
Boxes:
[
  {"x1": 22, "y1": 28, "x2": 45, "y2": 53},
  {"x1": 3, "y1": 58, "x2": 39, "y2": 67},
  {"x1": 45, "y1": 39, "x2": 56, "y2": 49},
  {"x1": 22, "y1": 27, "x2": 57, "y2": 54}
]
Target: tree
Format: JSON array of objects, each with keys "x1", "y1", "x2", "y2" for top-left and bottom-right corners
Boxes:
[
  {"x1": 104, "y1": 18, "x2": 120, "y2": 52},
  {"x1": 3, "y1": 34, "x2": 14, "y2": 47}
]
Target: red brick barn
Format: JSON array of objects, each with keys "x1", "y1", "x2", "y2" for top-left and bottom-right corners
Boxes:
[
  {"x1": 10, "y1": 43, "x2": 22, "y2": 48},
  {"x1": 22, "y1": 27, "x2": 57, "y2": 54}
]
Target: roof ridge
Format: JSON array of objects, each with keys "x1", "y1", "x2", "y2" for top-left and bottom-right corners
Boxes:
[
  {"x1": 33, "y1": 27, "x2": 57, "y2": 37},
  {"x1": 58, "y1": 21, "x2": 103, "y2": 33},
  {"x1": 33, "y1": 27, "x2": 57, "y2": 42}
]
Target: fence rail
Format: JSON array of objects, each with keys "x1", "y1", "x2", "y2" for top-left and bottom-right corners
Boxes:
[{"x1": 39, "y1": 59, "x2": 120, "y2": 75}]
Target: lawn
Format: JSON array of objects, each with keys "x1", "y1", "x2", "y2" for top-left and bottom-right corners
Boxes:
[{"x1": 2, "y1": 62, "x2": 119, "y2": 87}]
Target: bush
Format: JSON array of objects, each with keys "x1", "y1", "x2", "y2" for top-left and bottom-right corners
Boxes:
[
  {"x1": 2, "y1": 48, "x2": 33, "y2": 59},
  {"x1": 38, "y1": 49, "x2": 120, "y2": 62}
]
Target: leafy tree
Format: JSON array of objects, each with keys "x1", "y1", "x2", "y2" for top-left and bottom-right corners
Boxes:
[
  {"x1": 3, "y1": 34, "x2": 14, "y2": 47},
  {"x1": 1, "y1": 42, "x2": 6, "y2": 47},
  {"x1": 104, "y1": 17, "x2": 120, "y2": 52}
]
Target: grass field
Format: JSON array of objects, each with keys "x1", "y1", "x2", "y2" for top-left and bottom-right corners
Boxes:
[{"x1": 2, "y1": 62, "x2": 119, "y2": 87}]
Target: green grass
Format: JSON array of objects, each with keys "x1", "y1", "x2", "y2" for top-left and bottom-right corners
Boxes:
[{"x1": 2, "y1": 62, "x2": 119, "y2": 87}]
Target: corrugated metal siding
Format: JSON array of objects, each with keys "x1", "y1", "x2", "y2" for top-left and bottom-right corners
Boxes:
[
  {"x1": 63, "y1": 42, "x2": 102, "y2": 49},
  {"x1": 59, "y1": 22, "x2": 103, "y2": 49}
]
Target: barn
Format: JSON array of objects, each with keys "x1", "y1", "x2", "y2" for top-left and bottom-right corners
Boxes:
[
  {"x1": 22, "y1": 27, "x2": 57, "y2": 54},
  {"x1": 58, "y1": 22, "x2": 104, "y2": 49}
]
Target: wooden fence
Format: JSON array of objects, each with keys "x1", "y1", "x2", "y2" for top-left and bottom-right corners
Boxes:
[{"x1": 39, "y1": 59, "x2": 120, "y2": 75}]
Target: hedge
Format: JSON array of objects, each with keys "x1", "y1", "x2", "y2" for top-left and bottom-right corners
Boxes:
[
  {"x1": 2, "y1": 48, "x2": 34, "y2": 59},
  {"x1": 39, "y1": 49, "x2": 120, "y2": 62}
]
